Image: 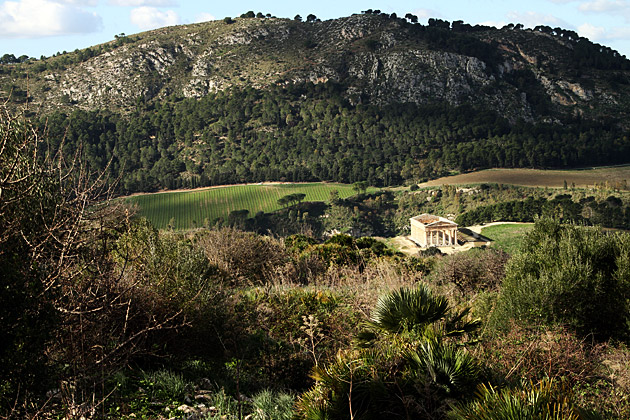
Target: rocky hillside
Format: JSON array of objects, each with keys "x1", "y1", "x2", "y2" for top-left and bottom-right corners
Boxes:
[{"x1": 2, "y1": 13, "x2": 630, "y2": 125}]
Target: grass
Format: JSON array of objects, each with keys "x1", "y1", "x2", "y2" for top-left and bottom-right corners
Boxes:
[
  {"x1": 125, "y1": 182, "x2": 375, "y2": 230},
  {"x1": 418, "y1": 166, "x2": 630, "y2": 189},
  {"x1": 481, "y1": 223, "x2": 534, "y2": 255}
]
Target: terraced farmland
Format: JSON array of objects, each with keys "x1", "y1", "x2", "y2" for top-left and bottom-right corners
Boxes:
[
  {"x1": 418, "y1": 165, "x2": 630, "y2": 189},
  {"x1": 125, "y1": 183, "x2": 373, "y2": 230}
]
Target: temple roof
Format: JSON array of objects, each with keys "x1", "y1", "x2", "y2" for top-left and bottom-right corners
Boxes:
[{"x1": 410, "y1": 214, "x2": 458, "y2": 227}]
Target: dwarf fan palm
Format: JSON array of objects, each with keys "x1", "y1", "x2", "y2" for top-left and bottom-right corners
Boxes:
[{"x1": 358, "y1": 284, "x2": 480, "y2": 344}]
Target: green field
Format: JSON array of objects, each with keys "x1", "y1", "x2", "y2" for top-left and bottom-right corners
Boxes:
[
  {"x1": 481, "y1": 223, "x2": 534, "y2": 254},
  {"x1": 125, "y1": 183, "x2": 374, "y2": 230}
]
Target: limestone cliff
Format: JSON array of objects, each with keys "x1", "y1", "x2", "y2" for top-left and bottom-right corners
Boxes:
[{"x1": 3, "y1": 13, "x2": 629, "y2": 126}]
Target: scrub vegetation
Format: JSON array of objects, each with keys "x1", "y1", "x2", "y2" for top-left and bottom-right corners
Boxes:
[{"x1": 2, "y1": 106, "x2": 630, "y2": 419}]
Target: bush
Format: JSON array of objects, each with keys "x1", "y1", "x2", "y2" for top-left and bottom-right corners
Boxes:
[
  {"x1": 490, "y1": 219, "x2": 630, "y2": 340},
  {"x1": 432, "y1": 248, "x2": 508, "y2": 295},
  {"x1": 448, "y1": 379, "x2": 601, "y2": 420},
  {"x1": 476, "y1": 323, "x2": 604, "y2": 386},
  {"x1": 141, "y1": 369, "x2": 191, "y2": 402},
  {"x1": 298, "y1": 285, "x2": 482, "y2": 419},
  {"x1": 198, "y1": 228, "x2": 289, "y2": 285},
  {"x1": 251, "y1": 389, "x2": 295, "y2": 420}
]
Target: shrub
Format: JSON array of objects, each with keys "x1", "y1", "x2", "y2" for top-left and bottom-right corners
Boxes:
[
  {"x1": 141, "y1": 369, "x2": 191, "y2": 402},
  {"x1": 475, "y1": 323, "x2": 604, "y2": 386},
  {"x1": 490, "y1": 219, "x2": 630, "y2": 340},
  {"x1": 448, "y1": 379, "x2": 602, "y2": 420},
  {"x1": 198, "y1": 228, "x2": 289, "y2": 286},
  {"x1": 432, "y1": 248, "x2": 508, "y2": 295},
  {"x1": 251, "y1": 389, "x2": 295, "y2": 420},
  {"x1": 298, "y1": 285, "x2": 482, "y2": 419}
]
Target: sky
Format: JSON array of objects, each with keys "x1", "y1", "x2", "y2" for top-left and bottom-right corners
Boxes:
[{"x1": 1, "y1": 0, "x2": 630, "y2": 59}]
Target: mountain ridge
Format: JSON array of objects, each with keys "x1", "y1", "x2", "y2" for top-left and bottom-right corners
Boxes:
[
  {"x1": 1, "y1": 13, "x2": 629, "y2": 193},
  {"x1": 2, "y1": 12, "x2": 630, "y2": 126}
]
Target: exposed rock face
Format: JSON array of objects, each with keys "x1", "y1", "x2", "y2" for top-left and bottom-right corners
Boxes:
[{"x1": 5, "y1": 13, "x2": 629, "y2": 125}]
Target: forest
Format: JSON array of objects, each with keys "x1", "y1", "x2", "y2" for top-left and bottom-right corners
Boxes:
[
  {"x1": 38, "y1": 82, "x2": 630, "y2": 194},
  {"x1": 2, "y1": 105, "x2": 630, "y2": 419}
]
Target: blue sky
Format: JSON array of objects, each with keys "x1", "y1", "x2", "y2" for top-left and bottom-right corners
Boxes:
[{"x1": 1, "y1": 0, "x2": 630, "y2": 58}]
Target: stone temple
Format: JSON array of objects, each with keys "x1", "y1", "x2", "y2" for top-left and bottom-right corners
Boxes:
[{"x1": 409, "y1": 214, "x2": 458, "y2": 247}]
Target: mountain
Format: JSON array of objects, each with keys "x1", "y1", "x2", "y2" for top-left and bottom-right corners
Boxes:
[{"x1": 1, "y1": 12, "x2": 630, "y2": 192}]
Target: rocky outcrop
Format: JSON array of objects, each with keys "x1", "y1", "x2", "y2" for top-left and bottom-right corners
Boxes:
[{"x1": 6, "y1": 13, "x2": 629, "y2": 125}]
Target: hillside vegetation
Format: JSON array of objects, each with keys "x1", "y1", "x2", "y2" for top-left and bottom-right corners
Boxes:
[
  {"x1": 2, "y1": 107, "x2": 630, "y2": 419},
  {"x1": 2, "y1": 12, "x2": 630, "y2": 193}
]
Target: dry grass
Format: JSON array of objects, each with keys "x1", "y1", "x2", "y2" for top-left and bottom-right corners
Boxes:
[{"x1": 419, "y1": 166, "x2": 630, "y2": 189}]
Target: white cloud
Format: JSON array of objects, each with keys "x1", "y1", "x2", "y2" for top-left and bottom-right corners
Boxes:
[
  {"x1": 578, "y1": 0, "x2": 629, "y2": 12},
  {"x1": 608, "y1": 26, "x2": 630, "y2": 38},
  {"x1": 479, "y1": 20, "x2": 508, "y2": 29},
  {"x1": 506, "y1": 11, "x2": 573, "y2": 28},
  {"x1": 109, "y1": 0, "x2": 176, "y2": 6},
  {"x1": 578, "y1": 22, "x2": 630, "y2": 41},
  {"x1": 194, "y1": 12, "x2": 215, "y2": 23},
  {"x1": 577, "y1": 22, "x2": 607, "y2": 40},
  {"x1": 55, "y1": 0, "x2": 98, "y2": 5},
  {"x1": 130, "y1": 6, "x2": 179, "y2": 30},
  {"x1": 412, "y1": 8, "x2": 442, "y2": 21},
  {"x1": 0, "y1": 0, "x2": 102, "y2": 37}
]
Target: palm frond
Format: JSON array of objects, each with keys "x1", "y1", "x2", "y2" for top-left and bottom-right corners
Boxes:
[{"x1": 370, "y1": 284, "x2": 450, "y2": 335}]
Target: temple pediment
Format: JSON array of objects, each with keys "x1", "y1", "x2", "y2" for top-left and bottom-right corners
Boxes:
[{"x1": 409, "y1": 214, "x2": 459, "y2": 247}]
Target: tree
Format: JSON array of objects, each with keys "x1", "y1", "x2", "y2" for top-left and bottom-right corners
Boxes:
[
  {"x1": 405, "y1": 13, "x2": 418, "y2": 23},
  {"x1": 0, "y1": 106, "x2": 202, "y2": 416},
  {"x1": 306, "y1": 14, "x2": 317, "y2": 23},
  {"x1": 352, "y1": 181, "x2": 368, "y2": 195},
  {"x1": 294, "y1": 14, "x2": 302, "y2": 21}
]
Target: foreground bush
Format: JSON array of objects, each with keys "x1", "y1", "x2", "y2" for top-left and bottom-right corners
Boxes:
[
  {"x1": 448, "y1": 380, "x2": 601, "y2": 420},
  {"x1": 297, "y1": 285, "x2": 482, "y2": 419},
  {"x1": 490, "y1": 219, "x2": 630, "y2": 340}
]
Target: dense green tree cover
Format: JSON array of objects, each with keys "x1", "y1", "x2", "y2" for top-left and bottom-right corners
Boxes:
[
  {"x1": 38, "y1": 82, "x2": 629, "y2": 194},
  {"x1": 456, "y1": 193, "x2": 630, "y2": 227}
]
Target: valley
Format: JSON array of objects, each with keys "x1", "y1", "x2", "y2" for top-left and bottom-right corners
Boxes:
[{"x1": 2, "y1": 9, "x2": 630, "y2": 420}]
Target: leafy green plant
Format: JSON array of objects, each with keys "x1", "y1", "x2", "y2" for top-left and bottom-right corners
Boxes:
[
  {"x1": 298, "y1": 284, "x2": 482, "y2": 419},
  {"x1": 205, "y1": 388, "x2": 243, "y2": 420},
  {"x1": 448, "y1": 380, "x2": 603, "y2": 420},
  {"x1": 358, "y1": 284, "x2": 481, "y2": 344},
  {"x1": 251, "y1": 389, "x2": 295, "y2": 420},
  {"x1": 141, "y1": 369, "x2": 191, "y2": 402}
]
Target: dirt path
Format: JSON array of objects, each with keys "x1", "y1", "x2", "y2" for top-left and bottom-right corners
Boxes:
[{"x1": 122, "y1": 181, "x2": 315, "y2": 198}]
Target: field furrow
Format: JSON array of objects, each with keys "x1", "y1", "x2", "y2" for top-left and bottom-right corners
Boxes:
[{"x1": 125, "y1": 182, "x2": 372, "y2": 230}]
